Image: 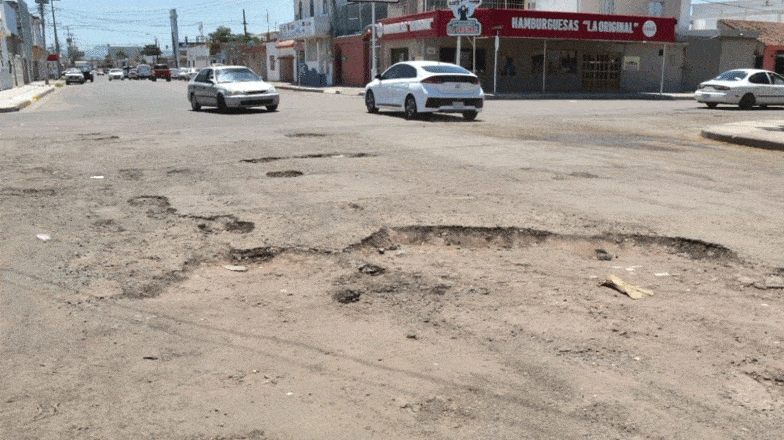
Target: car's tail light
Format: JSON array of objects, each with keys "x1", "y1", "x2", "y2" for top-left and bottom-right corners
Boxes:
[{"x1": 421, "y1": 76, "x2": 443, "y2": 84}]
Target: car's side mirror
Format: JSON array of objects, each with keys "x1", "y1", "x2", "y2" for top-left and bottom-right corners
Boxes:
[{"x1": 375, "y1": 74, "x2": 382, "y2": 80}]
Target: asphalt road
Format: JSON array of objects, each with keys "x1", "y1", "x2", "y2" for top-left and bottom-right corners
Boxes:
[{"x1": 3, "y1": 77, "x2": 784, "y2": 440}]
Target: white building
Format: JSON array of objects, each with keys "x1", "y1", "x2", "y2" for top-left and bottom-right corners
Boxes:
[
  {"x1": 515, "y1": 0, "x2": 692, "y2": 31},
  {"x1": 691, "y1": 0, "x2": 784, "y2": 30},
  {"x1": 0, "y1": 5, "x2": 12, "y2": 89},
  {"x1": 279, "y1": 0, "x2": 333, "y2": 85},
  {"x1": 186, "y1": 44, "x2": 209, "y2": 69}
]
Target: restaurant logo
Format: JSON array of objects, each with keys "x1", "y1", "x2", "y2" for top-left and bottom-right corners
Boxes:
[
  {"x1": 446, "y1": 0, "x2": 482, "y2": 36},
  {"x1": 642, "y1": 20, "x2": 658, "y2": 38}
]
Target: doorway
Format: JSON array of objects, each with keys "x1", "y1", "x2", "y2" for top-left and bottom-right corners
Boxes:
[{"x1": 581, "y1": 53, "x2": 622, "y2": 90}]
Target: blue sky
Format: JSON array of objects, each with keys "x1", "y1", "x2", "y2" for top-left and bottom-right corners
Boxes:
[{"x1": 44, "y1": 0, "x2": 294, "y2": 52}]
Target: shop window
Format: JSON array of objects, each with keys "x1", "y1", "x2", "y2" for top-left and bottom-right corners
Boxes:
[
  {"x1": 559, "y1": 51, "x2": 578, "y2": 74},
  {"x1": 391, "y1": 48, "x2": 409, "y2": 63},
  {"x1": 310, "y1": 0, "x2": 315, "y2": 17},
  {"x1": 269, "y1": 55, "x2": 276, "y2": 71},
  {"x1": 775, "y1": 52, "x2": 784, "y2": 75},
  {"x1": 581, "y1": 53, "x2": 621, "y2": 90},
  {"x1": 439, "y1": 48, "x2": 486, "y2": 72},
  {"x1": 531, "y1": 54, "x2": 543, "y2": 74}
]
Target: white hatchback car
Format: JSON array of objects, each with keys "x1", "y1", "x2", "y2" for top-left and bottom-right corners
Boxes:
[
  {"x1": 187, "y1": 66, "x2": 279, "y2": 112},
  {"x1": 695, "y1": 68, "x2": 784, "y2": 109},
  {"x1": 108, "y1": 68, "x2": 124, "y2": 81},
  {"x1": 364, "y1": 61, "x2": 484, "y2": 121}
]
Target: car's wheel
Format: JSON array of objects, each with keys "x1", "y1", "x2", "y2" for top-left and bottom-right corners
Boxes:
[
  {"x1": 462, "y1": 111, "x2": 478, "y2": 121},
  {"x1": 706, "y1": 103, "x2": 717, "y2": 109},
  {"x1": 404, "y1": 95, "x2": 417, "y2": 120},
  {"x1": 739, "y1": 93, "x2": 756, "y2": 110},
  {"x1": 190, "y1": 93, "x2": 201, "y2": 111},
  {"x1": 166, "y1": 77, "x2": 171, "y2": 82},
  {"x1": 217, "y1": 94, "x2": 228, "y2": 113},
  {"x1": 266, "y1": 104, "x2": 278, "y2": 112},
  {"x1": 365, "y1": 90, "x2": 378, "y2": 113}
]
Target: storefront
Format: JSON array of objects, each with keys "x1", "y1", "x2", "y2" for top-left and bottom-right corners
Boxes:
[
  {"x1": 378, "y1": 9, "x2": 680, "y2": 94},
  {"x1": 279, "y1": 15, "x2": 332, "y2": 86}
]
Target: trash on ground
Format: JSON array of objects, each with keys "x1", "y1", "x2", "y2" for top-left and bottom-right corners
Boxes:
[
  {"x1": 36, "y1": 234, "x2": 51, "y2": 241},
  {"x1": 601, "y1": 275, "x2": 654, "y2": 299},
  {"x1": 90, "y1": 176, "x2": 104, "y2": 179},
  {"x1": 655, "y1": 272, "x2": 670, "y2": 277},
  {"x1": 222, "y1": 265, "x2": 248, "y2": 272},
  {"x1": 595, "y1": 249, "x2": 613, "y2": 261}
]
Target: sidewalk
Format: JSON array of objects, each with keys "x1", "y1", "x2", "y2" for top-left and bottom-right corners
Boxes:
[
  {"x1": 702, "y1": 120, "x2": 784, "y2": 151},
  {"x1": 0, "y1": 81, "x2": 58, "y2": 113},
  {"x1": 271, "y1": 82, "x2": 695, "y2": 100}
]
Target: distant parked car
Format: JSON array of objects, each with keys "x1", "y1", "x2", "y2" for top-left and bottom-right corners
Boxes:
[
  {"x1": 695, "y1": 68, "x2": 784, "y2": 109},
  {"x1": 183, "y1": 67, "x2": 199, "y2": 81},
  {"x1": 64, "y1": 68, "x2": 85, "y2": 85},
  {"x1": 136, "y1": 64, "x2": 152, "y2": 80},
  {"x1": 108, "y1": 68, "x2": 124, "y2": 81},
  {"x1": 77, "y1": 65, "x2": 94, "y2": 82},
  {"x1": 364, "y1": 61, "x2": 484, "y2": 121},
  {"x1": 187, "y1": 65, "x2": 279, "y2": 113},
  {"x1": 152, "y1": 64, "x2": 171, "y2": 81}
]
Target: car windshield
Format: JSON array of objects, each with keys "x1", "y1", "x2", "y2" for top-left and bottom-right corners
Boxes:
[
  {"x1": 422, "y1": 65, "x2": 473, "y2": 75},
  {"x1": 216, "y1": 68, "x2": 260, "y2": 83},
  {"x1": 714, "y1": 70, "x2": 748, "y2": 81},
  {"x1": 65, "y1": 69, "x2": 80, "y2": 73}
]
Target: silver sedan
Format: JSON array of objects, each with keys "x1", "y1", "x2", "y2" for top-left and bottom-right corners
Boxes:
[{"x1": 187, "y1": 66, "x2": 279, "y2": 113}]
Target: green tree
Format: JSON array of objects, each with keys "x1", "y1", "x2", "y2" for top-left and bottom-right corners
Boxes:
[
  {"x1": 116, "y1": 50, "x2": 128, "y2": 60},
  {"x1": 209, "y1": 26, "x2": 235, "y2": 43},
  {"x1": 140, "y1": 44, "x2": 162, "y2": 57}
]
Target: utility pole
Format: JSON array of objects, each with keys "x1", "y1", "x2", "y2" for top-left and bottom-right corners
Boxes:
[
  {"x1": 170, "y1": 9, "x2": 179, "y2": 68},
  {"x1": 50, "y1": 0, "x2": 61, "y2": 76},
  {"x1": 35, "y1": 0, "x2": 49, "y2": 84},
  {"x1": 243, "y1": 9, "x2": 249, "y2": 38}
]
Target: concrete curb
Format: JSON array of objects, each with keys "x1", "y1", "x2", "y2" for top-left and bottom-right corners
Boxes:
[
  {"x1": 701, "y1": 129, "x2": 784, "y2": 152},
  {"x1": 272, "y1": 83, "x2": 693, "y2": 101},
  {"x1": 0, "y1": 85, "x2": 57, "y2": 113}
]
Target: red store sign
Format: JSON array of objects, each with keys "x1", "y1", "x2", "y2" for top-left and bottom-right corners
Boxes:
[{"x1": 380, "y1": 9, "x2": 676, "y2": 43}]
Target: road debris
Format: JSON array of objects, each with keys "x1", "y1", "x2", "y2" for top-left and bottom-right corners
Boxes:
[
  {"x1": 595, "y1": 249, "x2": 613, "y2": 261},
  {"x1": 222, "y1": 265, "x2": 248, "y2": 272},
  {"x1": 36, "y1": 234, "x2": 51, "y2": 241},
  {"x1": 601, "y1": 275, "x2": 654, "y2": 299}
]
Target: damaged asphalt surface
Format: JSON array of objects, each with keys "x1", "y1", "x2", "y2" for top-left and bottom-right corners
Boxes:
[{"x1": 2, "y1": 79, "x2": 784, "y2": 439}]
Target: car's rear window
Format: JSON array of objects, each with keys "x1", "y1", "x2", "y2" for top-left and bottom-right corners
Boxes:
[
  {"x1": 715, "y1": 70, "x2": 748, "y2": 81},
  {"x1": 422, "y1": 65, "x2": 473, "y2": 75}
]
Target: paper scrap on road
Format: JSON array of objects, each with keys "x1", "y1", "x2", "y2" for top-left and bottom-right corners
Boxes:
[
  {"x1": 222, "y1": 265, "x2": 248, "y2": 272},
  {"x1": 36, "y1": 234, "x2": 51, "y2": 241},
  {"x1": 90, "y1": 176, "x2": 105, "y2": 179},
  {"x1": 601, "y1": 275, "x2": 654, "y2": 299}
]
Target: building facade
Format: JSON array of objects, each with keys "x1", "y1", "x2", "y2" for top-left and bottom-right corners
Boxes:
[
  {"x1": 691, "y1": 0, "x2": 784, "y2": 30},
  {"x1": 0, "y1": 4, "x2": 13, "y2": 89},
  {"x1": 3, "y1": 0, "x2": 33, "y2": 86},
  {"x1": 376, "y1": 5, "x2": 681, "y2": 93},
  {"x1": 279, "y1": 0, "x2": 334, "y2": 85}
]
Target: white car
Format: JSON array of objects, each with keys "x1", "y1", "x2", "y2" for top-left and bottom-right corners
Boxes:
[
  {"x1": 695, "y1": 68, "x2": 784, "y2": 109},
  {"x1": 364, "y1": 61, "x2": 484, "y2": 121},
  {"x1": 64, "y1": 68, "x2": 85, "y2": 85},
  {"x1": 187, "y1": 65, "x2": 279, "y2": 112},
  {"x1": 108, "y1": 68, "x2": 124, "y2": 81}
]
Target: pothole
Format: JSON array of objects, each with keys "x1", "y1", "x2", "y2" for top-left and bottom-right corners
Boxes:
[
  {"x1": 285, "y1": 132, "x2": 329, "y2": 138},
  {"x1": 79, "y1": 133, "x2": 120, "y2": 141},
  {"x1": 242, "y1": 152, "x2": 371, "y2": 164},
  {"x1": 229, "y1": 247, "x2": 283, "y2": 263},
  {"x1": 1, "y1": 187, "x2": 57, "y2": 197},
  {"x1": 119, "y1": 169, "x2": 143, "y2": 181},
  {"x1": 267, "y1": 170, "x2": 304, "y2": 178},
  {"x1": 348, "y1": 226, "x2": 738, "y2": 262}
]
